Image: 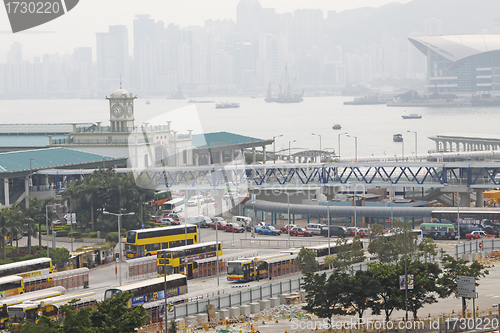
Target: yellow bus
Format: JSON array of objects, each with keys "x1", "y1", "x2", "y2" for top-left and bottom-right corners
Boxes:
[
  {"x1": 157, "y1": 241, "x2": 223, "y2": 279},
  {"x1": 0, "y1": 286, "x2": 66, "y2": 329},
  {"x1": 104, "y1": 274, "x2": 188, "y2": 307},
  {"x1": 0, "y1": 276, "x2": 24, "y2": 299},
  {"x1": 125, "y1": 225, "x2": 199, "y2": 259},
  {"x1": 7, "y1": 291, "x2": 95, "y2": 327},
  {"x1": 227, "y1": 253, "x2": 294, "y2": 282},
  {"x1": 0, "y1": 258, "x2": 53, "y2": 279}
]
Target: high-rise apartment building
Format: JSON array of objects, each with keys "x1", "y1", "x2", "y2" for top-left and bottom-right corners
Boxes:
[{"x1": 96, "y1": 25, "x2": 130, "y2": 93}]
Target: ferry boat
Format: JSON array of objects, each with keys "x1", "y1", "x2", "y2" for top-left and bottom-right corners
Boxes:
[
  {"x1": 188, "y1": 100, "x2": 214, "y2": 103},
  {"x1": 332, "y1": 124, "x2": 342, "y2": 130},
  {"x1": 402, "y1": 113, "x2": 422, "y2": 119},
  {"x1": 393, "y1": 134, "x2": 403, "y2": 142},
  {"x1": 215, "y1": 102, "x2": 240, "y2": 109}
]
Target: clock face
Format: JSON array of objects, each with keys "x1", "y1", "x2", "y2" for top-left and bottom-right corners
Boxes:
[
  {"x1": 112, "y1": 105, "x2": 123, "y2": 117},
  {"x1": 126, "y1": 105, "x2": 133, "y2": 117}
]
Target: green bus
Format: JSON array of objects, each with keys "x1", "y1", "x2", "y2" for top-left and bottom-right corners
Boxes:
[{"x1": 419, "y1": 223, "x2": 457, "y2": 240}]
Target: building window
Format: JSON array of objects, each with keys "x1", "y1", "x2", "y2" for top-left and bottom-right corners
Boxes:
[{"x1": 144, "y1": 154, "x2": 149, "y2": 168}]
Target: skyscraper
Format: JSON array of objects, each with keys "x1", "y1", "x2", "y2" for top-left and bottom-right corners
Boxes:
[{"x1": 96, "y1": 25, "x2": 130, "y2": 92}]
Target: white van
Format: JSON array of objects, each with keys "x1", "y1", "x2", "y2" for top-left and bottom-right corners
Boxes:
[
  {"x1": 232, "y1": 216, "x2": 252, "y2": 225},
  {"x1": 187, "y1": 195, "x2": 204, "y2": 207},
  {"x1": 187, "y1": 215, "x2": 211, "y2": 228}
]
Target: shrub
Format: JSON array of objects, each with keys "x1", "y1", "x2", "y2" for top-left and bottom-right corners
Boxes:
[
  {"x1": 55, "y1": 231, "x2": 69, "y2": 237},
  {"x1": 106, "y1": 232, "x2": 119, "y2": 244},
  {"x1": 85, "y1": 228, "x2": 92, "y2": 234},
  {"x1": 71, "y1": 232, "x2": 83, "y2": 239},
  {"x1": 89, "y1": 232, "x2": 97, "y2": 238}
]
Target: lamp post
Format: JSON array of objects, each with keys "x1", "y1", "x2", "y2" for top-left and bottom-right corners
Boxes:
[
  {"x1": 273, "y1": 134, "x2": 283, "y2": 164},
  {"x1": 29, "y1": 157, "x2": 35, "y2": 203},
  {"x1": 407, "y1": 130, "x2": 417, "y2": 161},
  {"x1": 311, "y1": 133, "x2": 322, "y2": 162},
  {"x1": 457, "y1": 192, "x2": 461, "y2": 245},
  {"x1": 346, "y1": 135, "x2": 357, "y2": 162},
  {"x1": 288, "y1": 140, "x2": 296, "y2": 163},
  {"x1": 285, "y1": 192, "x2": 291, "y2": 249},
  {"x1": 103, "y1": 209, "x2": 135, "y2": 286},
  {"x1": 338, "y1": 132, "x2": 348, "y2": 161}
]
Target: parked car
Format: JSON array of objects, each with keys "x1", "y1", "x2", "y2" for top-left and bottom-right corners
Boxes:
[
  {"x1": 289, "y1": 227, "x2": 313, "y2": 237},
  {"x1": 255, "y1": 225, "x2": 281, "y2": 236},
  {"x1": 166, "y1": 213, "x2": 185, "y2": 222},
  {"x1": 225, "y1": 222, "x2": 245, "y2": 233},
  {"x1": 320, "y1": 225, "x2": 349, "y2": 238},
  {"x1": 187, "y1": 215, "x2": 211, "y2": 228},
  {"x1": 280, "y1": 224, "x2": 298, "y2": 234},
  {"x1": 305, "y1": 224, "x2": 325, "y2": 235},
  {"x1": 160, "y1": 217, "x2": 179, "y2": 225},
  {"x1": 203, "y1": 196, "x2": 215, "y2": 203},
  {"x1": 465, "y1": 230, "x2": 495, "y2": 240},
  {"x1": 357, "y1": 228, "x2": 372, "y2": 238},
  {"x1": 149, "y1": 216, "x2": 161, "y2": 223},
  {"x1": 346, "y1": 227, "x2": 359, "y2": 236},
  {"x1": 187, "y1": 195, "x2": 204, "y2": 207},
  {"x1": 211, "y1": 220, "x2": 227, "y2": 230}
]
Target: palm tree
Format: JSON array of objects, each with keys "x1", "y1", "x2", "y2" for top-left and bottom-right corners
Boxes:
[
  {"x1": 0, "y1": 209, "x2": 9, "y2": 260},
  {"x1": 17, "y1": 197, "x2": 46, "y2": 253},
  {"x1": 6, "y1": 209, "x2": 23, "y2": 253}
]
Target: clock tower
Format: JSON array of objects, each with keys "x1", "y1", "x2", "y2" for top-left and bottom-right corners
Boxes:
[{"x1": 106, "y1": 87, "x2": 137, "y2": 132}]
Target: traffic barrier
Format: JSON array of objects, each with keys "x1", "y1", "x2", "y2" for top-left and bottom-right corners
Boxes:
[{"x1": 231, "y1": 284, "x2": 250, "y2": 288}]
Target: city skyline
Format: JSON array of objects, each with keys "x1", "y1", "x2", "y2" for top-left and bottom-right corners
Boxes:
[{"x1": 0, "y1": 0, "x2": 411, "y2": 61}]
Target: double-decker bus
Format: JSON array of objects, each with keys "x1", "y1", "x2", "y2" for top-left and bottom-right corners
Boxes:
[
  {"x1": 0, "y1": 258, "x2": 53, "y2": 279},
  {"x1": 157, "y1": 241, "x2": 223, "y2": 279},
  {"x1": 104, "y1": 274, "x2": 188, "y2": 308},
  {"x1": 0, "y1": 286, "x2": 66, "y2": 329},
  {"x1": 148, "y1": 190, "x2": 171, "y2": 209},
  {"x1": 0, "y1": 276, "x2": 24, "y2": 298},
  {"x1": 126, "y1": 225, "x2": 199, "y2": 259},
  {"x1": 162, "y1": 198, "x2": 185, "y2": 214}
]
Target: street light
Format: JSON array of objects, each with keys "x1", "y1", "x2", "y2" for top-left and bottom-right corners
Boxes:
[
  {"x1": 285, "y1": 192, "x2": 291, "y2": 249},
  {"x1": 273, "y1": 134, "x2": 283, "y2": 164},
  {"x1": 29, "y1": 157, "x2": 35, "y2": 201},
  {"x1": 338, "y1": 132, "x2": 348, "y2": 161},
  {"x1": 407, "y1": 130, "x2": 417, "y2": 161},
  {"x1": 346, "y1": 135, "x2": 357, "y2": 162},
  {"x1": 311, "y1": 133, "x2": 322, "y2": 162},
  {"x1": 288, "y1": 140, "x2": 296, "y2": 163},
  {"x1": 103, "y1": 209, "x2": 135, "y2": 286},
  {"x1": 45, "y1": 204, "x2": 61, "y2": 257}
]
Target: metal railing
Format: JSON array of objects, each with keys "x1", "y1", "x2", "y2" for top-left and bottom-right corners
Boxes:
[{"x1": 455, "y1": 239, "x2": 500, "y2": 256}]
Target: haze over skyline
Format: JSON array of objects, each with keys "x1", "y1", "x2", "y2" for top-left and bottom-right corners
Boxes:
[{"x1": 0, "y1": 0, "x2": 411, "y2": 61}]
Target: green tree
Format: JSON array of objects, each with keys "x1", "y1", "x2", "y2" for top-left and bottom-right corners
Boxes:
[
  {"x1": 437, "y1": 254, "x2": 489, "y2": 299},
  {"x1": 296, "y1": 247, "x2": 318, "y2": 274},
  {"x1": 403, "y1": 260, "x2": 444, "y2": 319},
  {"x1": 6, "y1": 208, "x2": 23, "y2": 252},
  {"x1": 343, "y1": 270, "x2": 381, "y2": 318},
  {"x1": 302, "y1": 271, "x2": 347, "y2": 327},
  {"x1": 0, "y1": 209, "x2": 9, "y2": 260},
  {"x1": 325, "y1": 236, "x2": 365, "y2": 270},
  {"x1": 368, "y1": 220, "x2": 418, "y2": 263},
  {"x1": 35, "y1": 247, "x2": 71, "y2": 269},
  {"x1": 367, "y1": 262, "x2": 402, "y2": 321},
  {"x1": 9, "y1": 315, "x2": 60, "y2": 333},
  {"x1": 89, "y1": 292, "x2": 147, "y2": 333}
]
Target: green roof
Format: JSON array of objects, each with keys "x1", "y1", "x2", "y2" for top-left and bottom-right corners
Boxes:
[
  {"x1": 192, "y1": 132, "x2": 267, "y2": 149},
  {"x1": 0, "y1": 147, "x2": 119, "y2": 176}
]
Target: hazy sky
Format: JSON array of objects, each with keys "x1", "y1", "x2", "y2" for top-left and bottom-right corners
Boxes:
[{"x1": 0, "y1": 0, "x2": 411, "y2": 61}]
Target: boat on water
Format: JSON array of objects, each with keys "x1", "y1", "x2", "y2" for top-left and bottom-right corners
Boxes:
[
  {"x1": 215, "y1": 102, "x2": 240, "y2": 109},
  {"x1": 188, "y1": 99, "x2": 214, "y2": 103},
  {"x1": 145, "y1": 100, "x2": 150, "y2": 105},
  {"x1": 343, "y1": 95, "x2": 386, "y2": 105},
  {"x1": 332, "y1": 124, "x2": 342, "y2": 130},
  {"x1": 393, "y1": 134, "x2": 403, "y2": 142},
  {"x1": 402, "y1": 113, "x2": 422, "y2": 119},
  {"x1": 265, "y1": 65, "x2": 304, "y2": 103}
]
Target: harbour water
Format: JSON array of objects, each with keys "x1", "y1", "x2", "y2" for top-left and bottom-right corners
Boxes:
[{"x1": 1, "y1": 96, "x2": 498, "y2": 160}]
